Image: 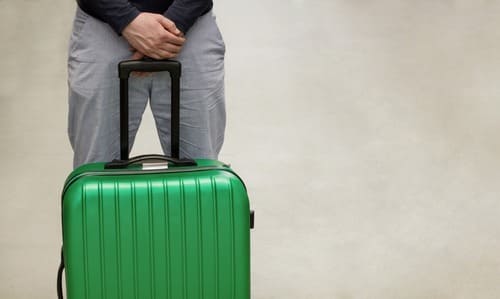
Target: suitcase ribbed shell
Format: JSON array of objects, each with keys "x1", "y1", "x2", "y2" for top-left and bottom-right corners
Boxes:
[{"x1": 62, "y1": 160, "x2": 250, "y2": 299}]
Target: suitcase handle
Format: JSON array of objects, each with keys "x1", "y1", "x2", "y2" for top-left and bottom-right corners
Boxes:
[
  {"x1": 118, "y1": 58, "x2": 181, "y2": 79},
  {"x1": 105, "y1": 154, "x2": 196, "y2": 169},
  {"x1": 118, "y1": 59, "x2": 182, "y2": 160}
]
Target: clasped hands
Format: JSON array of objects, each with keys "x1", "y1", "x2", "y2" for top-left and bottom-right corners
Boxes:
[{"x1": 122, "y1": 12, "x2": 185, "y2": 61}]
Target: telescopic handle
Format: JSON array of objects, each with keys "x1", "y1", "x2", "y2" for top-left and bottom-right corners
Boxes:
[
  {"x1": 118, "y1": 59, "x2": 181, "y2": 79},
  {"x1": 118, "y1": 59, "x2": 182, "y2": 160}
]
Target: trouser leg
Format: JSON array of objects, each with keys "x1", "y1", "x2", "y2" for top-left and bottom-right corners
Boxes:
[
  {"x1": 67, "y1": 8, "x2": 150, "y2": 168},
  {"x1": 150, "y1": 11, "x2": 226, "y2": 159}
]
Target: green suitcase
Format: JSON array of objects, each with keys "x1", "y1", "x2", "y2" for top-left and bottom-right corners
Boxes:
[{"x1": 57, "y1": 60, "x2": 253, "y2": 299}]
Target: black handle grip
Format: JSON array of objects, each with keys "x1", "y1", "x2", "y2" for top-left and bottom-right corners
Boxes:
[
  {"x1": 118, "y1": 59, "x2": 181, "y2": 160},
  {"x1": 118, "y1": 59, "x2": 181, "y2": 79},
  {"x1": 105, "y1": 154, "x2": 197, "y2": 169}
]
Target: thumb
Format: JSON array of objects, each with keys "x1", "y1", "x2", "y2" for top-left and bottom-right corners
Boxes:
[{"x1": 157, "y1": 16, "x2": 181, "y2": 35}]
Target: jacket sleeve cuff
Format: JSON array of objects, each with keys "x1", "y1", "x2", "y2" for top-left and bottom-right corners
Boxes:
[
  {"x1": 109, "y1": 7, "x2": 141, "y2": 35},
  {"x1": 164, "y1": 10, "x2": 191, "y2": 34},
  {"x1": 164, "y1": 1, "x2": 212, "y2": 34}
]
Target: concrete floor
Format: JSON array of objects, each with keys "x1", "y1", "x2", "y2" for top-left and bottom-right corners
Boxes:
[{"x1": 1, "y1": 0, "x2": 500, "y2": 298}]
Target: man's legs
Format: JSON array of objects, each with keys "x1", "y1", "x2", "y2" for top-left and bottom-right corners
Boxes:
[
  {"x1": 150, "y1": 11, "x2": 226, "y2": 159},
  {"x1": 68, "y1": 8, "x2": 151, "y2": 168}
]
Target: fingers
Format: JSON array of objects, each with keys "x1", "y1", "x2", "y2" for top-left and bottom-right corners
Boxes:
[
  {"x1": 156, "y1": 16, "x2": 182, "y2": 36},
  {"x1": 157, "y1": 40, "x2": 182, "y2": 54},
  {"x1": 129, "y1": 51, "x2": 150, "y2": 77},
  {"x1": 122, "y1": 12, "x2": 185, "y2": 60},
  {"x1": 155, "y1": 15, "x2": 185, "y2": 46},
  {"x1": 137, "y1": 35, "x2": 183, "y2": 59},
  {"x1": 160, "y1": 31, "x2": 185, "y2": 46},
  {"x1": 129, "y1": 40, "x2": 181, "y2": 60}
]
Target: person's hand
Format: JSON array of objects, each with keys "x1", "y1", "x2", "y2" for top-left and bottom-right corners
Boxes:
[
  {"x1": 122, "y1": 13, "x2": 185, "y2": 59},
  {"x1": 129, "y1": 50, "x2": 150, "y2": 78}
]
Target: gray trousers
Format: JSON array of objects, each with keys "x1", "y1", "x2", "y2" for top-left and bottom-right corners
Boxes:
[{"x1": 68, "y1": 8, "x2": 226, "y2": 168}]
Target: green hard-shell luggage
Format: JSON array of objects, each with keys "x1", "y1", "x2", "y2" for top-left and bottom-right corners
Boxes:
[{"x1": 57, "y1": 60, "x2": 254, "y2": 299}]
